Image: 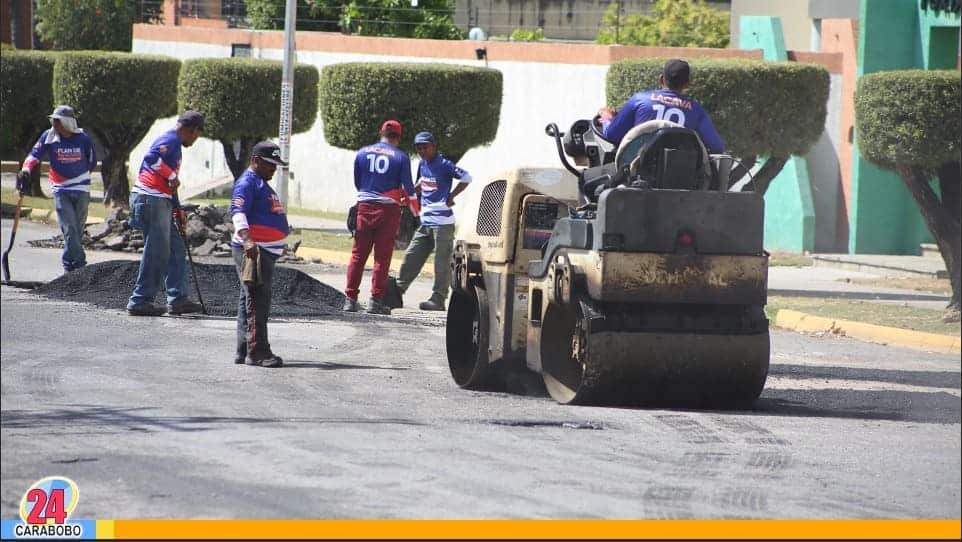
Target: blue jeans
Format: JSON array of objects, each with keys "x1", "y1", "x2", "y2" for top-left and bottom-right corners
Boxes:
[
  {"x1": 126, "y1": 193, "x2": 188, "y2": 309},
  {"x1": 54, "y1": 190, "x2": 89, "y2": 272}
]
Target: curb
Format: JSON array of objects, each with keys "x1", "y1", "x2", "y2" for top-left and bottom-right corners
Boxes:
[{"x1": 774, "y1": 309, "x2": 961, "y2": 354}]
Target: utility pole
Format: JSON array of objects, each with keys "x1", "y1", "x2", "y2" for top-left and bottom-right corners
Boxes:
[{"x1": 276, "y1": 0, "x2": 296, "y2": 206}]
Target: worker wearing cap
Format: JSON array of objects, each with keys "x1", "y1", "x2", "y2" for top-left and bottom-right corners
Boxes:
[
  {"x1": 17, "y1": 105, "x2": 97, "y2": 273},
  {"x1": 599, "y1": 59, "x2": 724, "y2": 154},
  {"x1": 230, "y1": 141, "x2": 290, "y2": 368},
  {"x1": 343, "y1": 120, "x2": 418, "y2": 315},
  {"x1": 395, "y1": 131, "x2": 472, "y2": 311},
  {"x1": 126, "y1": 111, "x2": 206, "y2": 317}
]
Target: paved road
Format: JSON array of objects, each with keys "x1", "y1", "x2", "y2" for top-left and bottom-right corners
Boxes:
[{"x1": 1, "y1": 219, "x2": 960, "y2": 519}]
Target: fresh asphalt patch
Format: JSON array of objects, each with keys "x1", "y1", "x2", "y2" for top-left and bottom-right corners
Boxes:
[{"x1": 33, "y1": 259, "x2": 345, "y2": 317}]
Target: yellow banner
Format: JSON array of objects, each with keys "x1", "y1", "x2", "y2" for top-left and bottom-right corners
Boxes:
[{"x1": 101, "y1": 519, "x2": 962, "y2": 540}]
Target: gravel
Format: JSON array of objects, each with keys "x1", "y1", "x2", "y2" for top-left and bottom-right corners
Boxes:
[{"x1": 34, "y1": 260, "x2": 345, "y2": 317}]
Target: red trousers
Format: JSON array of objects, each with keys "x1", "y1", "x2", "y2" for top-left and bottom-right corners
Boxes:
[{"x1": 346, "y1": 202, "x2": 401, "y2": 300}]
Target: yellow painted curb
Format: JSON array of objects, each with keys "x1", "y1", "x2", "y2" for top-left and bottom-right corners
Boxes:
[{"x1": 774, "y1": 309, "x2": 960, "y2": 354}]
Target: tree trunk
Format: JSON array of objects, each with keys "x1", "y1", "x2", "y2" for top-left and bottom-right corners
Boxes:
[
  {"x1": 89, "y1": 122, "x2": 155, "y2": 208},
  {"x1": 221, "y1": 138, "x2": 255, "y2": 179},
  {"x1": 896, "y1": 164, "x2": 961, "y2": 321},
  {"x1": 751, "y1": 155, "x2": 790, "y2": 195}
]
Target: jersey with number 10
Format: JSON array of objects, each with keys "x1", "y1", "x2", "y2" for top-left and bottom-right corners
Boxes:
[
  {"x1": 354, "y1": 141, "x2": 415, "y2": 206},
  {"x1": 602, "y1": 89, "x2": 725, "y2": 154}
]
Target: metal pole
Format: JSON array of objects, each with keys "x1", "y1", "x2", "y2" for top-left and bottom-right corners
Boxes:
[{"x1": 276, "y1": 0, "x2": 297, "y2": 206}]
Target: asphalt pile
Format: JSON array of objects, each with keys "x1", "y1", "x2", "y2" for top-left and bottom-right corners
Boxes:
[
  {"x1": 28, "y1": 204, "x2": 305, "y2": 263},
  {"x1": 34, "y1": 260, "x2": 345, "y2": 318}
]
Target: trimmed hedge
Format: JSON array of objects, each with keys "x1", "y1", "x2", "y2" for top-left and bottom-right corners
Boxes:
[
  {"x1": 606, "y1": 58, "x2": 829, "y2": 159},
  {"x1": 54, "y1": 51, "x2": 180, "y2": 131},
  {"x1": 54, "y1": 51, "x2": 181, "y2": 205},
  {"x1": 856, "y1": 69, "x2": 961, "y2": 171},
  {"x1": 178, "y1": 58, "x2": 319, "y2": 142},
  {"x1": 319, "y1": 63, "x2": 502, "y2": 160},
  {"x1": 0, "y1": 50, "x2": 55, "y2": 159}
]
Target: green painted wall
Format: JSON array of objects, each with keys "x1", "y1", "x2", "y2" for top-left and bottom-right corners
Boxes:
[
  {"x1": 850, "y1": 0, "x2": 959, "y2": 254},
  {"x1": 739, "y1": 16, "x2": 816, "y2": 253}
]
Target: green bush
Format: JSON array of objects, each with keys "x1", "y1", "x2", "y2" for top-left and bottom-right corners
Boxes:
[
  {"x1": 54, "y1": 51, "x2": 180, "y2": 205},
  {"x1": 856, "y1": 70, "x2": 961, "y2": 171},
  {"x1": 510, "y1": 28, "x2": 544, "y2": 42},
  {"x1": 0, "y1": 51, "x2": 55, "y2": 159},
  {"x1": 319, "y1": 62, "x2": 502, "y2": 161},
  {"x1": 179, "y1": 58, "x2": 319, "y2": 177},
  {"x1": 607, "y1": 57, "x2": 829, "y2": 159},
  {"x1": 0, "y1": 50, "x2": 56, "y2": 195},
  {"x1": 36, "y1": 0, "x2": 139, "y2": 51},
  {"x1": 597, "y1": 0, "x2": 729, "y2": 48}
]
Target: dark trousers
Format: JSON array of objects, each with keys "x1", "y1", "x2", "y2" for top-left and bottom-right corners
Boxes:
[
  {"x1": 345, "y1": 202, "x2": 401, "y2": 301},
  {"x1": 233, "y1": 246, "x2": 276, "y2": 358}
]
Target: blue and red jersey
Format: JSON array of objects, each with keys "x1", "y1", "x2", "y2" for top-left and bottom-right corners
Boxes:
[
  {"x1": 602, "y1": 90, "x2": 725, "y2": 154},
  {"x1": 134, "y1": 129, "x2": 182, "y2": 198},
  {"x1": 416, "y1": 155, "x2": 471, "y2": 227},
  {"x1": 354, "y1": 141, "x2": 417, "y2": 213},
  {"x1": 22, "y1": 129, "x2": 97, "y2": 193},
  {"x1": 230, "y1": 169, "x2": 290, "y2": 256}
]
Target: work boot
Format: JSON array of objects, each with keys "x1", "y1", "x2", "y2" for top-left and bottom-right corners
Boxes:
[
  {"x1": 384, "y1": 276, "x2": 404, "y2": 309},
  {"x1": 234, "y1": 343, "x2": 247, "y2": 364},
  {"x1": 367, "y1": 297, "x2": 391, "y2": 315},
  {"x1": 246, "y1": 351, "x2": 283, "y2": 368},
  {"x1": 168, "y1": 300, "x2": 204, "y2": 315},
  {"x1": 418, "y1": 297, "x2": 446, "y2": 311},
  {"x1": 127, "y1": 303, "x2": 167, "y2": 316},
  {"x1": 343, "y1": 298, "x2": 361, "y2": 312}
]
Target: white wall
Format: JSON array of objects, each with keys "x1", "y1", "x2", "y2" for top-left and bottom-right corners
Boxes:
[{"x1": 132, "y1": 38, "x2": 607, "y2": 213}]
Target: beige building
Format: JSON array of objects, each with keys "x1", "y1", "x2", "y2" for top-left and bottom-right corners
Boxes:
[{"x1": 729, "y1": 0, "x2": 860, "y2": 51}]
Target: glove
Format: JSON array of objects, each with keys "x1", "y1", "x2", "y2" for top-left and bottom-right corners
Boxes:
[
  {"x1": 16, "y1": 170, "x2": 31, "y2": 195},
  {"x1": 173, "y1": 208, "x2": 187, "y2": 236}
]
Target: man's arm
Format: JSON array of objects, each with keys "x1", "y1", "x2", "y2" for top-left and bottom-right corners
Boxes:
[
  {"x1": 230, "y1": 179, "x2": 258, "y2": 258},
  {"x1": 447, "y1": 162, "x2": 472, "y2": 207},
  {"x1": 143, "y1": 143, "x2": 181, "y2": 191},
  {"x1": 20, "y1": 131, "x2": 49, "y2": 174},
  {"x1": 696, "y1": 110, "x2": 725, "y2": 155},
  {"x1": 86, "y1": 136, "x2": 97, "y2": 173},
  {"x1": 601, "y1": 98, "x2": 637, "y2": 146},
  {"x1": 401, "y1": 155, "x2": 419, "y2": 215},
  {"x1": 353, "y1": 152, "x2": 363, "y2": 191}
]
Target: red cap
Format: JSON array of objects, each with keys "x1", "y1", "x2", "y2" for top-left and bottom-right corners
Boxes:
[{"x1": 380, "y1": 119, "x2": 402, "y2": 136}]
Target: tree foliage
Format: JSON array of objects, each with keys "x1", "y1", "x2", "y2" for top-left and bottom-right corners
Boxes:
[
  {"x1": 35, "y1": 0, "x2": 140, "y2": 51},
  {"x1": 54, "y1": 52, "x2": 180, "y2": 206},
  {"x1": 509, "y1": 28, "x2": 545, "y2": 41},
  {"x1": 856, "y1": 69, "x2": 961, "y2": 318},
  {"x1": 246, "y1": 0, "x2": 463, "y2": 39},
  {"x1": 319, "y1": 62, "x2": 501, "y2": 161},
  {"x1": 179, "y1": 58, "x2": 319, "y2": 178},
  {"x1": 0, "y1": 50, "x2": 57, "y2": 195},
  {"x1": 596, "y1": 0, "x2": 729, "y2": 48}
]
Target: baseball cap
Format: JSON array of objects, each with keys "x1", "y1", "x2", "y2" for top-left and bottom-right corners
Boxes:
[
  {"x1": 48, "y1": 105, "x2": 76, "y2": 120},
  {"x1": 177, "y1": 110, "x2": 205, "y2": 130},
  {"x1": 414, "y1": 131, "x2": 435, "y2": 145},
  {"x1": 663, "y1": 59, "x2": 691, "y2": 89},
  {"x1": 251, "y1": 141, "x2": 288, "y2": 166},
  {"x1": 380, "y1": 119, "x2": 402, "y2": 137}
]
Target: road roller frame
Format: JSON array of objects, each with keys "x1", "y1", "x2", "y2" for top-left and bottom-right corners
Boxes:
[{"x1": 447, "y1": 120, "x2": 770, "y2": 407}]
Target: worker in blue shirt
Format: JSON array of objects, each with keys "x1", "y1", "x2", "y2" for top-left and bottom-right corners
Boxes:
[{"x1": 600, "y1": 59, "x2": 725, "y2": 154}]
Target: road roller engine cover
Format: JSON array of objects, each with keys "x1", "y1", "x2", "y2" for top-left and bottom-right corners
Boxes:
[{"x1": 446, "y1": 116, "x2": 770, "y2": 407}]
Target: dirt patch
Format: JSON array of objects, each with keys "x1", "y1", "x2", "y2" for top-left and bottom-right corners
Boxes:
[{"x1": 34, "y1": 260, "x2": 345, "y2": 318}]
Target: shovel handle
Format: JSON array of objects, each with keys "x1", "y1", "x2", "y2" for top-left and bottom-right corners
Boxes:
[{"x1": 2, "y1": 193, "x2": 24, "y2": 282}]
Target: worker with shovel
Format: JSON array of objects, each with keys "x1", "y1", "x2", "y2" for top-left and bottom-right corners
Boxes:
[
  {"x1": 16, "y1": 105, "x2": 97, "y2": 274},
  {"x1": 230, "y1": 141, "x2": 290, "y2": 368}
]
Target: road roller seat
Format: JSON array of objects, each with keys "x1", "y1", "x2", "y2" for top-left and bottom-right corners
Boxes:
[{"x1": 615, "y1": 120, "x2": 711, "y2": 191}]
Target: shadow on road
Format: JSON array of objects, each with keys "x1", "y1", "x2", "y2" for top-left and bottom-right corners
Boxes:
[
  {"x1": 1, "y1": 404, "x2": 425, "y2": 433},
  {"x1": 770, "y1": 363, "x2": 961, "y2": 390},
  {"x1": 754, "y1": 388, "x2": 960, "y2": 424}
]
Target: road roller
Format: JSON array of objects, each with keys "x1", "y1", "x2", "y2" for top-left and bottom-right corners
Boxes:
[{"x1": 446, "y1": 117, "x2": 770, "y2": 407}]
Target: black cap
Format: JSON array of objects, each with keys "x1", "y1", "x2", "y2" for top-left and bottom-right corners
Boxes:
[
  {"x1": 663, "y1": 59, "x2": 691, "y2": 89},
  {"x1": 252, "y1": 141, "x2": 288, "y2": 166},
  {"x1": 177, "y1": 110, "x2": 205, "y2": 130}
]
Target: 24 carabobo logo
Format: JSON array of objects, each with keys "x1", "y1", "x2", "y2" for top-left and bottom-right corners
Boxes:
[{"x1": 15, "y1": 476, "x2": 83, "y2": 537}]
